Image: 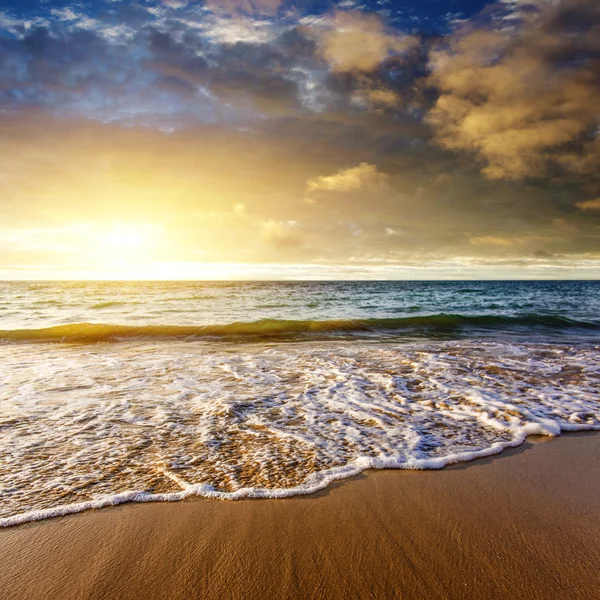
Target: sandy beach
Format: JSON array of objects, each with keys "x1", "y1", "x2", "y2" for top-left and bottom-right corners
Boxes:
[{"x1": 1, "y1": 432, "x2": 599, "y2": 600}]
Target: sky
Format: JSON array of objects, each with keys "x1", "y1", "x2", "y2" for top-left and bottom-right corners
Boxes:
[{"x1": 0, "y1": 0, "x2": 599, "y2": 279}]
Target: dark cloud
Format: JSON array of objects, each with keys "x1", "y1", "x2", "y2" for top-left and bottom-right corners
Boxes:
[{"x1": 1, "y1": 25, "x2": 116, "y2": 99}]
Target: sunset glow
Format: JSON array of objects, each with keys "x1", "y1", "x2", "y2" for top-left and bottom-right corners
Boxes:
[{"x1": 0, "y1": 0, "x2": 598, "y2": 279}]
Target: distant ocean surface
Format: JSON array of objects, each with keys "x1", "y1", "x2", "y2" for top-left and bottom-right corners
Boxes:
[{"x1": 1, "y1": 280, "x2": 599, "y2": 526}]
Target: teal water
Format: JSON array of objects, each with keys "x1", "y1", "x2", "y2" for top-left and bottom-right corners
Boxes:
[{"x1": 0, "y1": 280, "x2": 599, "y2": 339}]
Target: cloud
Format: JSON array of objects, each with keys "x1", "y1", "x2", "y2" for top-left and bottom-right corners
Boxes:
[
  {"x1": 1, "y1": 109, "x2": 598, "y2": 271},
  {"x1": 344, "y1": 75, "x2": 404, "y2": 112},
  {"x1": 0, "y1": 5, "x2": 308, "y2": 126},
  {"x1": 469, "y1": 234, "x2": 556, "y2": 252},
  {"x1": 1, "y1": 0, "x2": 599, "y2": 275},
  {"x1": 233, "y1": 203, "x2": 248, "y2": 217},
  {"x1": 575, "y1": 198, "x2": 600, "y2": 211},
  {"x1": 205, "y1": 0, "x2": 284, "y2": 16},
  {"x1": 261, "y1": 219, "x2": 302, "y2": 247},
  {"x1": 362, "y1": 88, "x2": 399, "y2": 108},
  {"x1": 0, "y1": 3, "x2": 423, "y2": 127},
  {"x1": 469, "y1": 236, "x2": 514, "y2": 247},
  {"x1": 552, "y1": 218, "x2": 578, "y2": 233},
  {"x1": 311, "y1": 11, "x2": 419, "y2": 73},
  {"x1": 426, "y1": 0, "x2": 600, "y2": 181},
  {"x1": 162, "y1": 0, "x2": 189, "y2": 7},
  {"x1": 50, "y1": 8, "x2": 79, "y2": 22},
  {"x1": 306, "y1": 163, "x2": 389, "y2": 195}
]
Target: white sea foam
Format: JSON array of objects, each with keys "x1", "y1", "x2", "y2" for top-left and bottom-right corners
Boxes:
[{"x1": 1, "y1": 339, "x2": 599, "y2": 527}]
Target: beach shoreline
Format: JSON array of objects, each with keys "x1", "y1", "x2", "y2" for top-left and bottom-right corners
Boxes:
[{"x1": 2, "y1": 432, "x2": 600, "y2": 600}]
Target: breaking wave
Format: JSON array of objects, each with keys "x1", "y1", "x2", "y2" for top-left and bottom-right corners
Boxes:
[
  {"x1": 1, "y1": 338, "x2": 599, "y2": 526},
  {"x1": 1, "y1": 314, "x2": 598, "y2": 343}
]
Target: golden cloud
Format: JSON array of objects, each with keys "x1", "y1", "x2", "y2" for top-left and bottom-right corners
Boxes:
[
  {"x1": 575, "y1": 198, "x2": 600, "y2": 211},
  {"x1": 469, "y1": 236, "x2": 514, "y2": 247},
  {"x1": 306, "y1": 163, "x2": 389, "y2": 195},
  {"x1": 427, "y1": 0, "x2": 600, "y2": 180},
  {"x1": 312, "y1": 11, "x2": 418, "y2": 73},
  {"x1": 261, "y1": 219, "x2": 302, "y2": 247}
]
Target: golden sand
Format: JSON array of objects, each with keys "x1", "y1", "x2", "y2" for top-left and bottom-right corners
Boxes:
[{"x1": 1, "y1": 433, "x2": 600, "y2": 600}]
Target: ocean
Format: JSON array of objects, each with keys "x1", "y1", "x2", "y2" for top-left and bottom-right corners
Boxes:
[{"x1": 1, "y1": 280, "x2": 599, "y2": 526}]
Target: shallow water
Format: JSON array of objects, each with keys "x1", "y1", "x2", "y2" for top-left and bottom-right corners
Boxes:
[{"x1": 1, "y1": 281, "x2": 599, "y2": 526}]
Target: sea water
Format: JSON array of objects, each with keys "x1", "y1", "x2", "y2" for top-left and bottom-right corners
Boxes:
[{"x1": 1, "y1": 280, "x2": 599, "y2": 526}]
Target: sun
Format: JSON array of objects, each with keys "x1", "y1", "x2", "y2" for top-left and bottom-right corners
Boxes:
[
  {"x1": 95, "y1": 223, "x2": 160, "y2": 265},
  {"x1": 103, "y1": 225, "x2": 149, "y2": 251}
]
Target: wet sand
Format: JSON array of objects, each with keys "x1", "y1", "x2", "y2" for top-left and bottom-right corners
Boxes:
[{"x1": 2, "y1": 433, "x2": 600, "y2": 600}]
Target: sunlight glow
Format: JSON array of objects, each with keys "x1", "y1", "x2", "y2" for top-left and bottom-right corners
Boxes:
[
  {"x1": 102, "y1": 226, "x2": 148, "y2": 251},
  {"x1": 92, "y1": 223, "x2": 162, "y2": 265}
]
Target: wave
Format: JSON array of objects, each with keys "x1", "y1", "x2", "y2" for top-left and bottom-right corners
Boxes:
[
  {"x1": 0, "y1": 314, "x2": 598, "y2": 343},
  {"x1": 91, "y1": 301, "x2": 129, "y2": 309},
  {"x1": 1, "y1": 336, "x2": 599, "y2": 526}
]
